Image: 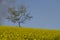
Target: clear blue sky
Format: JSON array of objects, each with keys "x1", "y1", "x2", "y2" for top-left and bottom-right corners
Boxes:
[{"x1": 3, "y1": 0, "x2": 60, "y2": 29}]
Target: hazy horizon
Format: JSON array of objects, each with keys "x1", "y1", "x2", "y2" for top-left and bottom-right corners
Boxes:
[{"x1": 0, "y1": 0, "x2": 60, "y2": 29}]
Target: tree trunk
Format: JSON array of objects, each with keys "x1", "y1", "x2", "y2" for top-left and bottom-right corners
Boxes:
[{"x1": 18, "y1": 22, "x2": 20, "y2": 27}]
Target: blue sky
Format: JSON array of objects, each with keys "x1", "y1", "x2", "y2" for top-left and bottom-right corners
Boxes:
[{"x1": 3, "y1": 0, "x2": 60, "y2": 29}]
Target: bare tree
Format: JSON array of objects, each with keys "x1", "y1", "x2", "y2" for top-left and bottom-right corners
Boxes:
[{"x1": 6, "y1": 5, "x2": 32, "y2": 27}]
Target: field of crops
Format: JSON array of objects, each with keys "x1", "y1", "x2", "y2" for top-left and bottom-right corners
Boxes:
[{"x1": 0, "y1": 26, "x2": 60, "y2": 40}]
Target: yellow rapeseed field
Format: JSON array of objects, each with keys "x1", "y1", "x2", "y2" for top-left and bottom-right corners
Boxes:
[{"x1": 0, "y1": 26, "x2": 60, "y2": 40}]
